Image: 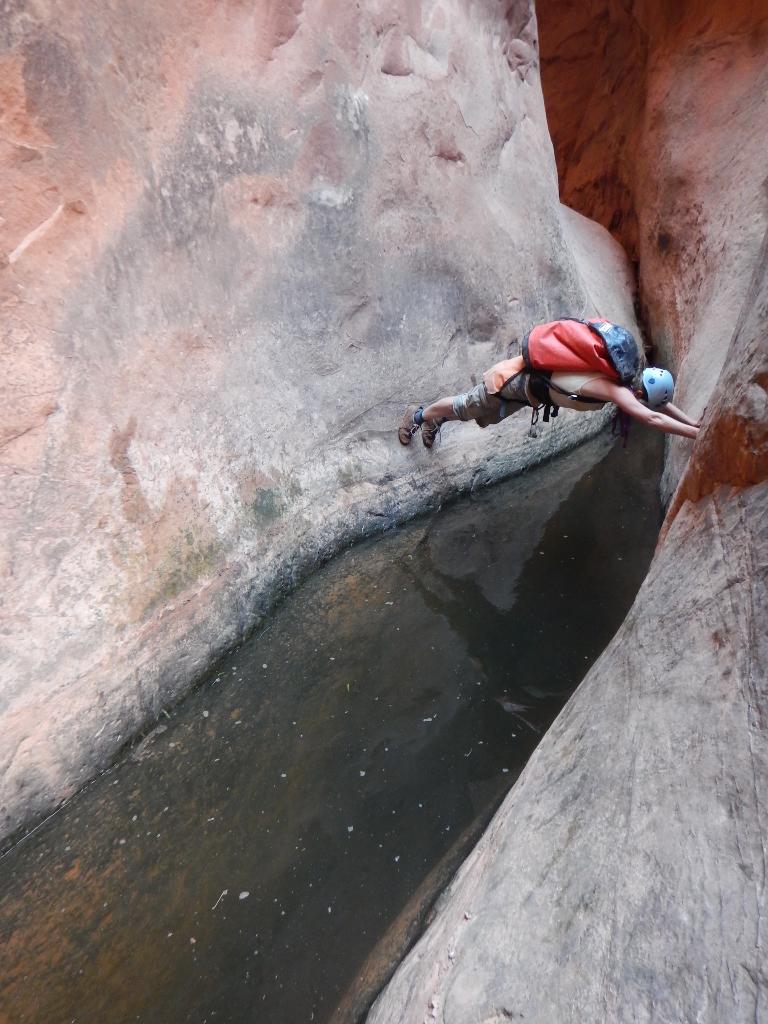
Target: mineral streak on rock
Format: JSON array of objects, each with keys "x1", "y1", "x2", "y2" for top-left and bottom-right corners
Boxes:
[{"x1": 1, "y1": 2, "x2": 639, "y2": 841}]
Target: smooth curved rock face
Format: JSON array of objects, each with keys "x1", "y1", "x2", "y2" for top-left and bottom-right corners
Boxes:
[
  {"x1": 0, "y1": 3, "x2": 639, "y2": 840},
  {"x1": 537, "y1": 0, "x2": 648, "y2": 262},
  {"x1": 366, "y1": 233, "x2": 768, "y2": 1024}
]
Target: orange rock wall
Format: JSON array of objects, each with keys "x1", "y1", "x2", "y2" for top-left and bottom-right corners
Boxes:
[
  {"x1": 667, "y1": 223, "x2": 768, "y2": 521},
  {"x1": 540, "y1": 0, "x2": 768, "y2": 493},
  {"x1": 537, "y1": 0, "x2": 648, "y2": 263}
]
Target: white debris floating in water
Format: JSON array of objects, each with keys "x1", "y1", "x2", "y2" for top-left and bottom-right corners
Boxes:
[{"x1": 239, "y1": 891, "x2": 250, "y2": 900}]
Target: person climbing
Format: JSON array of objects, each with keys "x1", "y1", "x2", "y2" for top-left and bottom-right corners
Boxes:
[{"x1": 398, "y1": 317, "x2": 700, "y2": 448}]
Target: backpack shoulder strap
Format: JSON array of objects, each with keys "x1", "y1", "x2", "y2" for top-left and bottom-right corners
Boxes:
[{"x1": 520, "y1": 330, "x2": 533, "y2": 371}]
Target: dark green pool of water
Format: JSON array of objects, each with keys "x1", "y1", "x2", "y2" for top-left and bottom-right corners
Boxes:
[{"x1": 0, "y1": 430, "x2": 663, "y2": 1024}]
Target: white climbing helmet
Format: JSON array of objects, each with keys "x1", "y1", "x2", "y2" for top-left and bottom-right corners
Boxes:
[{"x1": 641, "y1": 367, "x2": 674, "y2": 406}]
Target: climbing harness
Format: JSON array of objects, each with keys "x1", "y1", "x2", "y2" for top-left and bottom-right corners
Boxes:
[{"x1": 526, "y1": 371, "x2": 605, "y2": 425}]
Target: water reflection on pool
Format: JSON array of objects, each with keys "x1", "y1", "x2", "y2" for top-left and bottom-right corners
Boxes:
[{"x1": 0, "y1": 429, "x2": 662, "y2": 1024}]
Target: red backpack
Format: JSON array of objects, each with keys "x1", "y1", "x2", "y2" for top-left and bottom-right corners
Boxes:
[
  {"x1": 522, "y1": 318, "x2": 640, "y2": 384},
  {"x1": 521, "y1": 318, "x2": 640, "y2": 436}
]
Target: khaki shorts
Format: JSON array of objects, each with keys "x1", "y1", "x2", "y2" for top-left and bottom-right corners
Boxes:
[{"x1": 452, "y1": 374, "x2": 530, "y2": 427}]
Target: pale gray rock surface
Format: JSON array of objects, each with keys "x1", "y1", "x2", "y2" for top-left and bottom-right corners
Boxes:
[{"x1": 0, "y1": 3, "x2": 638, "y2": 840}]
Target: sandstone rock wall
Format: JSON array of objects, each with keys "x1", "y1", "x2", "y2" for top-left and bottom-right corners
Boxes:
[
  {"x1": 368, "y1": 3, "x2": 768, "y2": 1020},
  {"x1": 0, "y1": 2, "x2": 639, "y2": 842},
  {"x1": 539, "y1": 0, "x2": 768, "y2": 495},
  {"x1": 370, "y1": 224, "x2": 765, "y2": 1024},
  {"x1": 367, "y1": 224, "x2": 768, "y2": 1024}
]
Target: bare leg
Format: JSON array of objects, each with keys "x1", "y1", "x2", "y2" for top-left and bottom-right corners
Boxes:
[{"x1": 422, "y1": 396, "x2": 460, "y2": 421}]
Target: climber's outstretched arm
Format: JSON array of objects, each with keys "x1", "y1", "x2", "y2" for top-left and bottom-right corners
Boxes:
[
  {"x1": 657, "y1": 401, "x2": 702, "y2": 428},
  {"x1": 581, "y1": 379, "x2": 700, "y2": 439}
]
